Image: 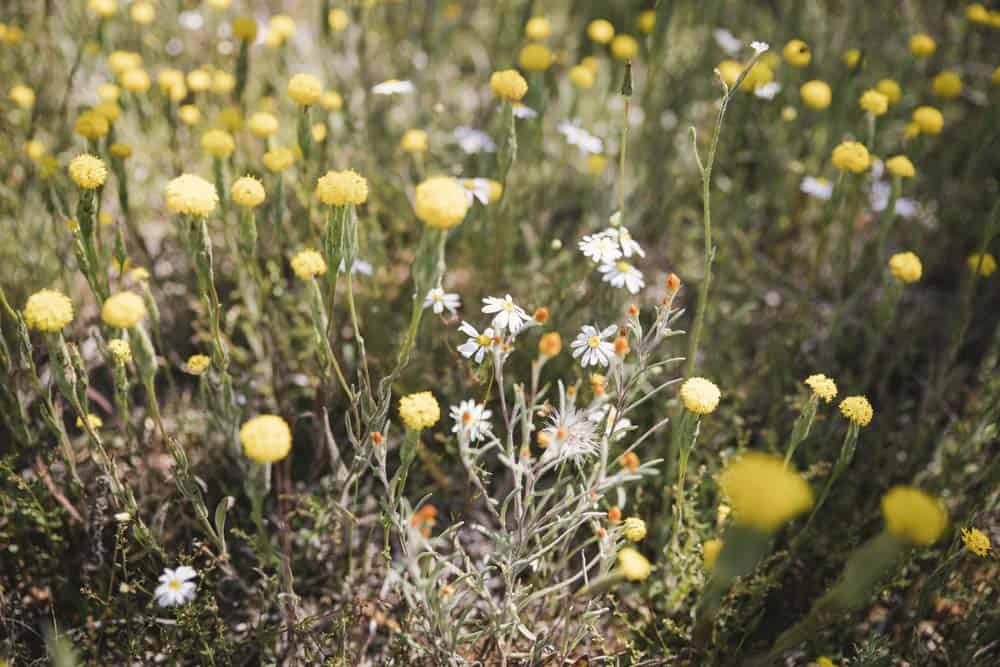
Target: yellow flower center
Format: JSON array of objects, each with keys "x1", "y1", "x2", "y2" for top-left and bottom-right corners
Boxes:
[
  {"x1": 461, "y1": 411, "x2": 473, "y2": 424},
  {"x1": 587, "y1": 335, "x2": 601, "y2": 349},
  {"x1": 615, "y1": 261, "x2": 630, "y2": 272},
  {"x1": 168, "y1": 580, "x2": 181, "y2": 591},
  {"x1": 476, "y1": 334, "x2": 491, "y2": 346},
  {"x1": 502, "y1": 301, "x2": 514, "y2": 312}
]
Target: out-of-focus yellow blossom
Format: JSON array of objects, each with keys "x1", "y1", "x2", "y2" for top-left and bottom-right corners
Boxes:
[
  {"x1": 263, "y1": 147, "x2": 296, "y2": 173},
  {"x1": 231, "y1": 176, "x2": 266, "y2": 208},
  {"x1": 240, "y1": 415, "x2": 293, "y2": 463},
  {"x1": 400, "y1": 129, "x2": 428, "y2": 154},
  {"x1": 88, "y1": 0, "x2": 117, "y2": 19},
  {"x1": 109, "y1": 51, "x2": 142, "y2": 75},
  {"x1": 586, "y1": 154, "x2": 607, "y2": 174},
  {"x1": 177, "y1": 104, "x2": 201, "y2": 125},
  {"x1": 720, "y1": 452, "x2": 814, "y2": 531},
  {"x1": 291, "y1": 250, "x2": 327, "y2": 280},
  {"x1": 399, "y1": 392, "x2": 440, "y2": 430},
  {"x1": 881, "y1": 486, "x2": 948, "y2": 546},
  {"x1": 25, "y1": 140, "x2": 46, "y2": 161},
  {"x1": 843, "y1": 48, "x2": 861, "y2": 69},
  {"x1": 581, "y1": 56, "x2": 600, "y2": 73},
  {"x1": 98, "y1": 83, "x2": 120, "y2": 102},
  {"x1": 783, "y1": 39, "x2": 811, "y2": 67},
  {"x1": 805, "y1": 374, "x2": 837, "y2": 402},
  {"x1": 69, "y1": 154, "x2": 108, "y2": 189},
  {"x1": 569, "y1": 64, "x2": 595, "y2": 89},
  {"x1": 207, "y1": 0, "x2": 233, "y2": 9},
  {"x1": 321, "y1": 91, "x2": 343, "y2": 110},
  {"x1": 539, "y1": 332, "x2": 562, "y2": 357},
  {"x1": 737, "y1": 61, "x2": 773, "y2": 91},
  {"x1": 201, "y1": 129, "x2": 235, "y2": 158},
  {"x1": 312, "y1": 122, "x2": 327, "y2": 142},
  {"x1": 702, "y1": 539, "x2": 723, "y2": 571},
  {"x1": 885, "y1": 155, "x2": 915, "y2": 178},
  {"x1": 525, "y1": 16, "x2": 551, "y2": 40},
  {"x1": 212, "y1": 71, "x2": 236, "y2": 95},
  {"x1": 233, "y1": 17, "x2": 258, "y2": 41},
  {"x1": 165, "y1": 174, "x2": 218, "y2": 217},
  {"x1": 889, "y1": 252, "x2": 922, "y2": 283},
  {"x1": 909, "y1": 33, "x2": 936, "y2": 57},
  {"x1": 23, "y1": 289, "x2": 74, "y2": 332},
  {"x1": 610, "y1": 34, "x2": 639, "y2": 60},
  {"x1": 876, "y1": 78, "x2": 902, "y2": 105},
  {"x1": 217, "y1": 106, "x2": 243, "y2": 132},
  {"x1": 248, "y1": 111, "x2": 279, "y2": 138},
  {"x1": 967, "y1": 252, "x2": 997, "y2": 276},
  {"x1": 859, "y1": 89, "x2": 888, "y2": 115},
  {"x1": 187, "y1": 69, "x2": 212, "y2": 93},
  {"x1": 121, "y1": 68, "x2": 151, "y2": 93},
  {"x1": 587, "y1": 19, "x2": 615, "y2": 44},
  {"x1": 839, "y1": 395, "x2": 873, "y2": 426},
  {"x1": 519, "y1": 43, "x2": 553, "y2": 71},
  {"x1": 414, "y1": 176, "x2": 470, "y2": 229},
  {"x1": 101, "y1": 291, "x2": 146, "y2": 329},
  {"x1": 75, "y1": 110, "x2": 109, "y2": 140},
  {"x1": 831, "y1": 141, "x2": 870, "y2": 173},
  {"x1": 8, "y1": 84, "x2": 34, "y2": 109},
  {"x1": 288, "y1": 73, "x2": 323, "y2": 106},
  {"x1": 329, "y1": 9, "x2": 349, "y2": 31},
  {"x1": 316, "y1": 170, "x2": 369, "y2": 206},
  {"x1": 268, "y1": 14, "x2": 296, "y2": 45},
  {"x1": 130, "y1": 1, "x2": 155, "y2": 24},
  {"x1": 107, "y1": 338, "x2": 132, "y2": 364},
  {"x1": 490, "y1": 69, "x2": 528, "y2": 101},
  {"x1": 932, "y1": 71, "x2": 962, "y2": 99},
  {"x1": 617, "y1": 548, "x2": 651, "y2": 581},
  {"x1": 912, "y1": 106, "x2": 943, "y2": 135},
  {"x1": 76, "y1": 414, "x2": 103, "y2": 430},
  {"x1": 93, "y1": 101, "x2": 121, "y2": 123},
  {"x1": 800, "y1": 80, "x2": 832, "y2": 110},
  {"x1": 966, "y1": 3, "x2": 991, "y2": 23},
  {"x1": 637, "y1": 10, "x2": 656, "y2": 34},
  {"x1": 185, "y1": 354, "x2": 211, "y2": 375},
  {"x1": 109, "y1": 142, "x2": 132, "y2": 159}
]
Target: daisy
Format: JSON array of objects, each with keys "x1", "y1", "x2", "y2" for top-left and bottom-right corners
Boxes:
[
  {"x1": 338, "y1": 258, "x2": 374, "y2": 275},
  {"x1": 557, "y1": 121, "x2": 603, "y2": 155},
  {"x1": 616, "y1": 227, "x2": 645, "y2": 258},
  {"x1": 713, "y1": 28, "x2": 742, "y2": 55},
  {"x1": 800, "y1": 176, "x2": 833, "y2": 200},
  {"x1": 450, "y1": 400, "x2": 493, "y2": 443},
  {"x1": 579, "y1": 232, "x2": 622, "y2": 264},
  {"x1": 750, "y1": 40, "x2": 769, "y2": 54},
  {"x1": 454, "y1": 126, "x2": 496, "y2": 154},
  {"x1": 424, "y1": 287, "x2": 461, "y2": 315},
  {"x1": 458, "y1": 321, "x2": 495, "y2": 364},
  {"x1": 482, "y1": 295, "x2": 530, "y2": 335},
  {"x1": 754, "y1": 82, "x2": 781, "y2": 100},
  {"x1": 541, "y1": 402, "x2": 599, "y2": 464},
  {"x1": 154, "y1": 566, "x2": 197, "y2": 607},
  {"x1": 599, "y1": 261, "x2": 645, "y2": 294},
  {"x1": 512, "y1": 103, "x2": 538, "y2": 119},
  {"x1": 372, "y1": 79, "x2": 414, "y2": 95},
  {"x1": 462, "y1": 178, "x2": 491, "y2": 205},
  {"x1": 570, "y1": 324, "x2": 618, "y2": 368}
]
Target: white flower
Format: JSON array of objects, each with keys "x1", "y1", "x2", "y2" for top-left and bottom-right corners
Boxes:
[
  {"x1": 754, "y1": 82, "x2": 781, "y2": 100},
  {"x1": 750, "y1": 41, "x2": 769, "y2": 54},
  {"x1": 570, "y1": 324, "x2": 618, "y2": 368},
  {"x1": 511, "y1": 104, "x2": 538, "y2": 119},
  {"x1": 579, "y1": 232, "x2": 622, "y2": 264},
  {"x1": 482, "y1": 294, "x2": 529, "y2": 335},
  {"x1": 558, "y1": 121, "x2": 603, "y2": 155},
  {"x1": 599, "y1": 260, "x2": 645, "y2": 294},
  {"x1": 462, "y1": 178, "x2": 492, "y2": 205},
  {"x1": 154, "y1": 566, "x2": 197, "y2": 607},
  {"x1": 800, "y1": 176, "x2": 833, "y2": 200},
  {"x1": 454, "y1": 126, "x2": 496, "y2": 154},
  {"x1": 372, "y1": 79, "x2": 414, "y2": 95},
  {"x1": 338, "y1": 258, "x2": 374, "y2": 275},
  {"x1": 616, "y1": 227, "x2": 645, "y2": 258},
  {"x1": 450, "y1": 399, "x2": 493, "y2": 442},
  {"x1": 870, "y1": 181, "x2": 918, "y2": 218},
  {"x1": 424, "y1": 287, "x2": 461, "y2": 315},
  {"x1": 713, "y1": 28, "x2": 742, "y2": 55},
  {"x1": 457, "y1": 321, "x2": 495, "y2": 363},
  {"x1": 541, "y1": 400, "x2": 599, "y2": 464}
]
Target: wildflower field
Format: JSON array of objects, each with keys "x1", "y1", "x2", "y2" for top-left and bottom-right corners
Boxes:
[{"x1": 2, "y1": 0, "x2": 999, "y2": 664}]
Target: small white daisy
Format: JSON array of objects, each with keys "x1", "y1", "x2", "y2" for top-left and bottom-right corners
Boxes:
[
  {"x1": 424, "y1": 288, "x2": 461, "y2": 315},
  {"x1": 338, "y1": 258, "x2": 374, "y2": 275},
  {"x1": 599, "y1": 260, "x2": 645, "y2": 294},
  {"x1": 462, "y1": 178, "x2": 492, "y2": 205},
  {"x1": 570, "y1": 324, "x2": 618, "y2": 368},
  {"x1": 713, "y1": 28, "x2": 742, "y2": 55},
  {"x1": 457, "y1": 321, "x2": 495, "y2": 364},
  {"x1": 450, "y1": 400, "x2": 493, "y2": 443},
  {"x1": 154, "y1": 566, "x2": 197, "y2": 607},
  {"x1": 454, "y1": 126, "x2": 497, "y2": 154},
  {"x1": 511, "y1": 103, "x2": 538, "y2": 119},
  {"x1": 482, "y1": 295, "x2": 529, "y2": 335},
  {"x1": 579, "y1": 232, "x2": 622, "y2": 264},
  {"x1": 372, "y1": 79, "x2": 414, "y2": 95},
  {"x1": 750, "y1": 41, "x2": 770, "y2": 54},
  {"x1": 754, "y1": 81, "x2": 781, "y2": 100},
  {"x1": 616, "y1": 227, "x2": 645, "y2": 258},
  {"x1": 557, "y1": 121, "x2": 603, "y2": 155},
  {"x1": 800, "y1": 176, "x2": 833, "y2": 201}
]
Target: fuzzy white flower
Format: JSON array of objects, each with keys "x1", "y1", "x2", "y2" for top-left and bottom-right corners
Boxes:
[
  {"x1": 541, "y1": 400, "x2": 599, "y2": 464},
  {"x1": 579, "y1": 232, "x2": 622, "y2": 264},
  {"x1": 458, "y1": 321, "x2": 495, "y2": 363},
  {"x1": 599, "y1": 260, "x2": 645, "y2": 294},
  {"x1": 750, "y1": 41, "x2": 769, "y2": 54},
  {"x1": 482, "y1": 294, "x2": 529, "y2": 335},
  {"x1": 800, "y1": 176, "x2": 833, "y2": 200},
  {"x1": 338, "y1": 258, "x2": 374, "y2": 275},
  {"x1": 511, "y1": 104, "x2": 538, "y2": 119},
  {"x1": 870, "y1": 181, "x2": 917, "y2": 218},
  {"x1": 616, "y1": 227, "x2": 645, "y2": 258},
  {"x1": 713, "y1": 28, "x2": 742, "y2": 55},
  {"x1": 372, "y1": 79, "x2": 414, "y2": 95},
  {"x1": 754, "y1": 82, "x2": 781, "y2": 100},
  {"x1": 450, "y1": 399, "x2": 493, "y2": 442},
  {"x1": 424, "y1": 287, "x2": 461, "y2": 315},
  {"x1": 558, "y1": 121, "x2": 603, "y2": 154},
  {"x1": 454, "y1": 126, "x2": 496, "y2": 154},
  {"x1": 571, "y1": 324, "x2": 618, "y2": 367},
  {"x1": 154, "y1": 566, "x2": 197, "y2": 607}
]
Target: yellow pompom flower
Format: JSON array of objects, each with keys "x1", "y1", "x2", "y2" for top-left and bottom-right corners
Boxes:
[
  {"x1": 321, "y1": 91, "x2": 343, "y2": 110},
  {"x1": 783, "y1": 39, "x2": 811, "y2": 67},
  {"x1": 519, "y1": 43, "x2": 553, "y2": 71},
  {"x1": 966, "y1": 3, "x2": 991, "y2": 23},
  {"x1": 610, "y1": 34, "x2": 639, "y2": 60},
  {"x1": 101, "y1": 291, "x2": 146, "y2": 329},
  {"x1": 908, "y1": 33, "x2": 936, "y2": 57},
  {"x1": 876, "y1": 78, "x2": 902, "y2": 105},
  {"x1": 525, "y1": 16, "x2": 551, "y2": 40},
  {"x1": 569, "y1": 64, "x2": 595, "y2": 89},
  {"x1": 76, "y1": 413, "x2": 104, "y2": 430},
  {"x1": 637, "y1": 10, "x2": 656, "y2": 34},
  {"x1": 287, "y1": 73, "x2": 323, "y2": 106},
  {"x1": 586, "y1": 154, "x2": 607, "y2": 175},
  {"x1": 8, "y1": 84, "x2": 35, "y2": 109},
  {"x1": 842, "y1": 49, "x2": 861, "y2": 69},
  {"x1": 98, "y1": 83, "x2": 120, "y2": 103},
  {"x1": 800, "y1": 80, "x2": 832, "y2": 110},
  {"x1": 719, "y1": 452, "x2": 814, "y2": 532},
  {"x1": 263, "y1": 147, "x2": 296, "y2": 173},
  {"x1": 248, "y1": 111, "x2": 279, "y2": 138},
  {"x1": 268, "y1": 14, "x2": 296, "y2": 43},
  {"x1": 109, "y1": 51, "x2": 142, "y2": 76},
  {"x1": 328, "y1": 9, "x2": 349, "y2": 31},
  {"x1": 804, "y1": 374, "x2": 837, "y2": 403},
  {"x1": 240, "y1": 415, "x2": 293, "y2": 463},
  {"x1": 185, "y1": 354, "x2": 211, "y2": 375},
  {"x1": 107, "y1": 338, "x2": 132, "y2": 364},
  {"x1": 961, "y1": 527, "x2": 990, "y2": 557},
  {"x1": 967, "y1": 252, "x2": 997, "y2": 277},
  {"x1": 581, "y1": 56, "x2": 600, "y2": 74},
  {"x1": 68, "y1": 154, "x2": 108, "y2": 190},
  {"x1": 932, "y1": 71, "x2": 962, "y2": 99},
  {"x1": 912, "y1": 106, "x2": 944, "y2": 135},
  {"x1": 177, "y1": 104, "x2": 201, "y2": 125},
  {"x1": 109, "y1": 142, "x2": 132, "y2": 159},
  {"x1": 831, "y1": 141, "x2": 870, "y2": 173},
  {"x1": 316, "y1": 170, "x2": 369, "y2": 206},
  {"x1": 885, "y1": 155, "x2": 915, "y2": 178},
  {"x1": 623, "y1": 517, "x2": 647, "y2": 542},
  {"x1": 859, "y1": 89, "x2": 888, "y2": 116},
  {"x1": 839, "y1": 395, "x2": 873, "y2": 427},
  {"x1": 213, "y1": 71, "x2": 236, "y2": 95},
  {"x1": 539, "y1": 332, "x2": 562, "y2": 357},
  {"x1": 740, "y1": 61, "x2": 773, "y2": 91},
  {"x1": 414, "y1": 176, "x2": 470, "y2": 229},
  {"x1": 88, "y1": 0, "x2": 117, "y2": 19},
  {"x1": 23, "y1": 289, "x2": 74, "y2": 332},
  {"x1": 233, "y1": 17, "x2": 258, "y2": 41},
  {"x1": 617, "y1": 548, "x2": 651, "y2": 581},
  {"x1": 93, "y1": 101, "x2": 121, "y2": 124},
  {"x1": 130, "y1": 1, "x2": 155, "y2": 24},
  {"x1": 165, "y1": 174, "x2": 218, "y2": 217},
  {"x1": 680, "y1": 377, "x2": 721, "y2": 415},
  {"x1": 201, "y1": 129, "x2": 235, "y2": 158},
  {"x1": 881, "y1": 486, "x2": 948, "y2": 546},
  {"x1": 889, "y1": 252, "x2": 922, "y2": 284},
  {"x1": 121, "y1": 68, "x2": 151, "y2": 93},
  {"x1": 231, "y1": 176, "x2": 266, "y2": 208},
  {"x1": 702, "y1": 538, "x2": 723, "y2": 571},
  {"x1": 587, "y1": 19, "x2": 615, "y2": 44},
  {"x1": 399, "y1": 391, "x2": 440, "y2": 431},
  {"x1": 186, "y1": 69, "x2": 212, "y2": 93},
  {"x1": 490, "y1": 69, "x2": 528, "y2": 102},
  {"x1": 311, "y1": 123, "x2": 327, "y2": 142},
  {"x1": 75, "y1": 110, "x2": 110, "y2": 140},
  {"x1": 993, "y1": 66, "x2": 1000, "y2": 86},
  {"x1": 291, "y1": 249, "x2": 327, "y2": 280},
  {"x1": 400, "y1": 129, "x2": 428, "y2": 154}
]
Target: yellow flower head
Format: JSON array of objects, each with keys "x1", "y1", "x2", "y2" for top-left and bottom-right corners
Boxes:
[
  {"x1": 586, "y1": 153, "x2": 607, "y2": 174},
  {"x1": 719, "y1": 452, "x2": 814, "y2": 531},
  {"x1": 76, "y1": 413, "x2": 104, "y2": 430},
  {"x1": 876, "y1": 78, "x2": 902, "y2": 105},
  {"x1": 88, "y1": 0, "x2": 117, "y2": 19},
  {"x1": 231, "y1": 176, "x2": 266, "y2": 208},
  {"x1": 121, "y1": 68, "x2": 151, "y2": 93},
  {"x1": 248, "y1": 111, "x2": 279, "y2": 138},
  {"x1": 101, "y1": 291, "x2": 146, "y2": 329},
  {"x1": 490, "y1": 69, "x2": 528, "y2": 102},
  {"x1": 842, "y1": 49, "x2": 861, "y2": 70},
  {"x1": 839, "y1": 395, "x2": 873, "y2": 427},
  {"x1": 519, "y1": 43, "x2": 553, "y2": 71},
  {"x1": 23, "y1": 289, "x2": 74, "y2": 332},
  {"x1": 414, "y1": 176, "x2": 470, "y2": 229},
  {"x1": 109, "y1": 142, "x2": 132, "y2": 159},
  {"x1": 185, "y1": 354, "x2": 211, "y2": 375},
  {"x1": 909, "y1": 33, "x2": 936, "y2": 57},
  {"x1": 290, "y1": 249, "x2": 327, "y2": 280},
  {"x1": 131, "y1": 1, "x2": 155, "y2": 24},
  {"x1": 108, "y1": 51, "x2": 142, "y2": 76},
  {"x1": 213, "y1": 71, "x2": 236, "y2": 95},
  {"x1": 680, "y1": 377, "x2": 721, "y2": 415},
  {"x1": 740, "y1": 61, "x2": 773, "y2": 91},
  {"x1": 201, "y1": 129, "x2": 235, "y2": 158},
  {"x1": 75, "y1": 110, "x2": 110, "y2": 140},
  {"x1": 92, "y1": 102, "x2": 121, "y2": 124},
  {"x1": 98, "y1": 83, "x2": 120, "y2": 103},
  {"x1": 316, "y1": 169, "x2": 369, "y2": 206},
  {"x1": 400, "y1": 128, "x2": 428, "y2": 154},
  {"x1": 165, "y1": 174, "x2": 218, "y2": 217},
  {"x1": 287, "y1": 73, "x2": 323, "y2": 106},
  {"x1": 617, "y1": 547, "x2": 651, "y2": 581},
  {"x1": 107, "y1": 338, "x2": 132, "y2": 364},
  {"x1": 240, "y1": 414, "x2": 293, "y2": 463},
  {"x1": 637, "y1": 10, "x2": 656, "y2": 34},
  {"x1": 321, "y1": 91, "x2": 343, "y2": 110},
  {"x1": 539, "y1": 331, "x2": 562, "y2": 357},
  {"x1": 967, "y1": 252, "x2": 997, "y2": 277},
  {"x1": 186, "y1": 69, "x2": 211, "y2": 92},
  {"x1": 800, "y1": 80, "x2": 832, "y2": 110},
  {"x1": 610, "y1": 34, "x2": 639, "y2": 61},
  {"x1": 859, "y1": 89, "x2": 888, "y2": 116},
  {"x1": 702, "y1": 538, "x2": 723, "y2": 571},
  {"x1": 399, "y1": 391, "x2": 440, "y2": 431},
  {"x1": 967, "y1": 3, "x2": 991, "y2": 23},
  {"x1": 177, "y1": 104, "x2": 201, "y2": 125},
  {"x1": 328, "y1": 9, "x2": 349, "y2": 32},
  {"x1": 885, "y1": 155, "x2": 915, "y2": 178},
  {"x1": 268, "y1": 14, "x2": 296, "y2": 44},
  {"x1": 313, "y1": 124, "x2": 327, "y2": 142},
  {"x1": 68, "y1": 154, "x2": 108, "y2": 190},
  {"x1": 912, "y1": 106, "x2": 944, "y2": 135},
  {"x1": 881, "y1": 486, "x2": 948, "y2": 546},
  {"x1": 831, "y1": 141, "x2": 870, "y2": 173},
  {"x1": 961, "y1": 527, "x2": 990, "y2": 557},
  {"x1": 804, "y1": 374, "x2": 838, "y2": 403},
  {"x1": 9, "y1": 84, "x2": 35, "y2": 109},
  {"x1": 623, "y1": 517, "x2": 647, "y2": 542},
  {"x1": 233, "y1": 17, "x2": 258, "y2": 41},
  {"x1": 263, "y1": 146, "x2": 296, "y2": 173},
  {"x1": 569, "y1": 64, "x2": 595, "y2": 89},
  {"x1": 932, "y1": 71, "x2": 962, "y2": 99},
  {"x1": 525, "y1": 16, "x2": 551, "y2": 40},
  {"x1": 587, "y1": 19, "x2": 615, "y2": 44},
  {"x1": 889, "y1": 252, "x2": 923, "y2": 284},
  {"x1": 783, "y1": 39, "x2": 811, "y2": 67}
]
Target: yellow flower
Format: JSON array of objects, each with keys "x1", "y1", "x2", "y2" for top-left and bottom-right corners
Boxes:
[
  {"x1": 783, "y1": 39, "x2": 811, "y2": 67},
  {"x1": 399, "y1": 391, "x2": 440, "y2": 430},
  {"x1": 121, "y1": 68, "x2": 151, "y2": 93},
  {"x1": 610, "y1": 34, "x2": 639, "y2": 60},
  {"x1": 185, "y1": 354, "x2": 211, "y2": 375},
  {"x1": 177, "y1": 104, "x2": 201, "y2": 125},
  {"x1": 317, "y1": 92, "x2": 341, "y2": 112},
  {"x1": 268, "y1": 14, "x2": 296, "y2": 43},
  {"x1": 263, "y1": 146, "x2": 296, "y2": 173},
  {"x1": 993, "y1": 66, "x2": 1000, "y2": 86},
  {"x1": 889, "y1": 252, "x2": 922, "y2": 284},
  {"x1": 157, "y1": 68, "x2": 184, "y2": 94},
  {"x1": 702, "y1": 538, "x2": 723, "y2": 571},
  {"x1": 859, "y1": 89, "x2": 888, "y2": 116},
  {"x1": 23, "y1": 289, "x2": 74, "y2": 332},
  {"x1": 586, "y1": 153, "x2": 607, "y2": 174},
  {"x1": 838, "y1": 395, "x2": 873, "y2": 427},
  {"x1": 107, "y1": 338, "x2": 132, "y2": 364},
  {"x1": 881, "y1": 486, "x2": 948, "y2": 546},
  {"x1": 165, "y1": 174, "x2": 218, "y2": 217},
  {"x1": 581, "y1": 56, "x2": 600, "y2": 73},
  {"x1": 109, "y1": 51, "x2": 142, "y2": 75},
  {"x1": 130, "y1": 1, "x2": 155, "y2": 24},
  {"x1": 213, "y1": 71, "x2": 236, "y2": 95},
  {"x1": 88, "y1": 0, "x2": 117, "y2": 19},
  {"x1": 75, "y1": 110, "x2": 109, "y2": 140},
  {"x1": 885, "y1": 155, "x2": 915, "y2": 178},
  {"x1": 316, "y1": 169, "x2": 369, "y2": 206},
  {"x1": 240, "y1": 414, "x2": 293, "y2": 463},
  {"x1": 76, "y1": 413, "x2": 103, "y2": 430},
  {"x1": 519, "y1": 43, "x2": 553, "y2": 71},
  {"x1": 187, "y1": 69, "x2": 212, "y2": 92},
  {"x1": 932, "y1": 71, "x2": 962, "y2": 99},
  {"x1": 623, "y1": 517, "x2": 646, "y2": 542},
  {"x1": 101, "y1": 291, "x2": 146, "y2": 329},
  {"x1": 680, "y1": 377, "x2": 721, "y2": 414},
  {"x1": 400, "y1": 128, "x2": 428, "y2": 154},
  {"x1": 291, "y1": 249, "x2": 327, "y2": 280},
  {"x1": 328, "y1": 9, "x2": 349, "y2": 32},
  {"x1": 539, "y1": 332, "x2": 562, "y2": 357},
  {"x1": 831, "y1": 141, "x2": 870, "y2": 173},
  {"x1": 908, "y1": 33, "x2": 936, "y2": 57},
  {"x1": 617, "y1": 547, "x2": 651, "y2": 581},
  {"x1": 201, "y1": 129, "x2": 235, "y2": 158},
  {"x1": 490, "y1": 69, "x2": 528, "y2": 102},
  {"x1": 587, "y1": 19, "x2": 615, "y2": 44},
  {"x1": 876, "y1": 78, "x2": 902, "y2": 105},
  {"x1": 719, "y1": 452, "x2": 814, "y2": 532},
  {"x1": 231, "y1": 176, "x2": 266, "y2": 208},
  {"x1": 811, "y1": 658, "x2": 837, "y2": 667},
  {"x1": 800, "y1": 80, "x2": 832, "y2": 110},
  {"x1": 110, "y1": 142, "x2": 132, "y2": 159},
  {"x1": 233, "y1": 17, "x2": 258, "y2": 41},
  {"x1": 311, "y1": 122, "x2": 327, "y2": 142},
  {"x1": 569, "y1": 64, "x2": 595, "y2": 89},
  {"x1": 637, "y1": 10, "x2": 656, "y2": 34},
  {"x1": 8, "y1": 84, "x2": 34, "y2": 109},
  {"x1": 967, "y1": 252, "x2": 997, "y2": 277},
  {"x1": 842, "y1": 49, "x2": 861, "y2": 69},
  {"x1": 912, "y1": 106, "x2": 944, "y2": 135},
  {"x1": 24, "y1": 140, "x2": 46, "y2": 161},
  {"x1": 525, "y1": 16, "x2": 551, "y2": 40},
  {"x1": 93, "y1": 101, "x2": 121, "y2": 123},
  {"x1": 414, "y1": 176, "x2": 470, "y2": 229},
  {"x1": 740, "y1": 62, "x2": 773, "y2": 91},
  {"x1": 68, "y1": 154, "x2": 108, "y2": 190},
  {"x1": 288, "y1": 73, "x2": 323, "y2": 106},
  {"x1": 967, "y1": 3, "x2": 991, "y2": 23},
  {"x1": 98, "y1": 83, "x2": 120, "y2": 103},
  {"x1": 248, "y1": 111, "x2": 279, "y2": 138},
  {"x1": 961, "y1": 527, "x2": 990, "y2": 557},
  {"x1": 804, "y1": 374, "x2": 837, "y2": 403}
]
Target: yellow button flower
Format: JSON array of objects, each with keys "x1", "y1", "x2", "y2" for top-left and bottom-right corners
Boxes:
[
  {"x1": 680, "y1": 377, "x2": 721, "y2": 415},
  {"x1": 101, "y1": 291, "x2": 147, "y2": 329},
  {"x1": 842, "y1": 49, "x2": 860, "y2": 69},
  {"x1": 804, "y1": 374, "x2": 837, "y2": 403},
  {"x1": 617, "y1": 547, "x2": 651, "y2": 581},
  {"x1": 838, "y1": 395, "x2": 873, "y2": 427},
  {"x1": 783, "y1": 39, "x2": 811, "y2": 67},
  {"x1": 525, "y1": 16, "x2": 551, "y2": 40},
  {"x1": 859, "y1": 89, "x2": 888, "y2": 116},
  {"x1": 889, "y1": 252, "x2": 922, "y2": 284},
  {"x1": 519, "y1": 43, "x2": 553, "y2": 71},
  {"x1": 263, "y1": 147, "x2": 295, "y2": 173},
  {"x1": 414, "y1": 176, "x2": 470, "y2": 229},
  {"x1": 130, "y1": 1, "x2": 154, "y2": 24},
  {"x1": 719, "y1": 452, "x2": 814, "y2": 532},
  {"x1": 831, "y1": 141, "x2": 870, "y2": 173},
  {"x1": 75, "y1": 110, "x2": 110, "y2": 140},
  {"x1": 932, "y1": 71, "x2": 962, "y2": 99},
  {"x1": 637, "y1": 10, "x2": 656, "y2": 34},
  {"x1": 587, "y1": 19, "x2": 615, "y2": 44},
  {"x1": 240, "y1": 414, "x2": 293, "y2": 463},
  {"x1": 107, "y1": 338, "x2": 132, "y2": 364},
  {"x1": 961, "y1": 527, "x2": 990, "y2": 557},
  {"x1": 912, "y1": 106, "x2": 944, "y2": 135},
  {"x1": 622, "y1": 517, "x2": 647, "y2": 542},
  {"x1": 185, "y1": 354, "x2": 211, "y2": 375},
  {"x1": 702, "y1": 538, "x2": 723, "y2": 571},
  {"x1": 967, "y1": 252, "x2": 997, "y2": 277},
  {"x1": 610, "y1": 34, "x2": 639, "y2": 60},
  {"x1": 881, "y1": 486, "x2": 948, "y2": 546},
  {"x1": 876, "y1": 78, "x2": 902, "y2": 105},
  {"x1": 400, "y1": 129, "x2": 428, "y2": 154},
  {"x1": 290, "y1": 249, "x2": 327, "y2": 280},
  {"x1": 201, "y1": 129, "x2": 235, "y2": 159},
  {"x1": 800, "y1": 80, "x2": 832, "y2": 110},
  {"x1": 489, "y1": 69, "x2": 528, "y2": 102},
  {"x1": 569, "y1": 64, "x2": 595, "y2": 89},
  {"x1": 248, "y1": 111, "x2": 279, "y2": 138},
  {"x1": 885, "y1": 155, "x2": 915, "y2": 178},
  {"x1": 328, "y1": 9, "x2": 349, "y2": 32},
  {"x1": 68, "y1": 154, "x2": 108, "y2": 190},
  {"x1": 399, "y1": 391, "x2": 440, "y2": 430},
  {"x1": 908, "y1": 33, "x2": 936, "y2": 57},
  {"x1": 8, "y1": 84, "x2": 34, "y2": 109},
  {"x1": 316, "y1": 169, "x2": 369, "y2": 206},
  {"x1": 23, "y1": 289, "x2": 74, "y2": 332},
  {"x1": 231, "y1": 176, "x2": 266, "y2": 208},
  {"x1": 287, "y1": 73, "x2": 323, "y2": 106},
  {"x1": 165, "y1": 174, "x2": 219, "y2": 217}
]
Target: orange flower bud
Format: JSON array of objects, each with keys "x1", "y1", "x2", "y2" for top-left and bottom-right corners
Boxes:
[
  {"x1": 666, "y1": 273, "x2": 681, "y2": 292},
  {"x1": 533, "y1": 307, "x2": 549, "y2": 323},
  {"x1": 614, "y1": 336, "x2": 630, "y2": 356},
  {"x1": 608, "y1": 506, "x2": 622, "y2": 523},
  {"x1": 628, "y1": 304, "x2": 640, "y2": 317},
  {"x1": 538, "y1": 331, "x2": 562, "y2": 357},
  {"x1": 620, "y1": 451, "x2": 640, "y2": 471}
]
